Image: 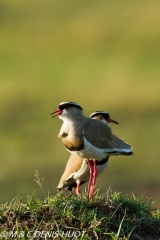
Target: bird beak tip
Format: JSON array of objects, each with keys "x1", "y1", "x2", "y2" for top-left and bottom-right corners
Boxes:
[
  {"x1": 50, "y1": 109, "x2": 62, "y2": 118},
  {"x1": 108, "y1": 118, "x2": 119, "y2": 125}
]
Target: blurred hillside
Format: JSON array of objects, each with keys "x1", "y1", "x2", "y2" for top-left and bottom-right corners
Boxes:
[{"x1": 0, "y1": 0, "x2": 160, "y2": 208}]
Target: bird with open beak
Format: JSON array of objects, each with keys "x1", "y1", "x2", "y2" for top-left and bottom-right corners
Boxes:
[{"x1": 51, "y1": 101, "x2": 133, "y2": 197}]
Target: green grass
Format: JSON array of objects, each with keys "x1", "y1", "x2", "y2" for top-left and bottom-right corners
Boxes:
[
  {"x1": 0, "y1": 188, "x2": 159, "y2": 240},
  {"x1": 0, "y1": 0, "x2": 160, "y2": 209}
]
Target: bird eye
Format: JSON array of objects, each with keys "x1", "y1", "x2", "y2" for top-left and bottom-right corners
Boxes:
[{"x1": 99, "y1": 115, "x2": 103, "y2": 119}]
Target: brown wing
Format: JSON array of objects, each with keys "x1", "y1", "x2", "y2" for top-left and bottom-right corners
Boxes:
[
  {"x1": 111, "y1": 134, "x2": 132, "y2": 150},
  {"x1": 84, "y1": 118, "x2": 132, "y2": 150},
  {"x1": 57, "y1": 153, "x2": 84, "y2": 189}
]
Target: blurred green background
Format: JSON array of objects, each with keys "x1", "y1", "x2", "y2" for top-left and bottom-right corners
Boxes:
[{"x1": 0, "y1": 0, "x2": 160, "y2": 208}]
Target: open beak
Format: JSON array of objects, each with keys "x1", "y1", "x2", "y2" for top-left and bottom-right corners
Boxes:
[
  {"x1": 50, "y1": 109, "x2": 62, "y2": 118},
  {"x1": 107, "y1": 118, "x2": 119, "y2": 125}
]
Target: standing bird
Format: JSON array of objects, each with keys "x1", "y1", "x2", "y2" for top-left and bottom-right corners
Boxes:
[
  {"x1": 51, "y1": 102, "x2": 133, "y2": 196},
  {"x1": 57, "y1": 111, "x2": 119, "y2": 195}
]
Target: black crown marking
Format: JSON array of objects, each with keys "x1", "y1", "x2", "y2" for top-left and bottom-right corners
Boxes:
[
  {"x1": 59, "y1": 102, "x2": 83, "y2": 111},
  {"x1": 89, "y1": 111, "x2": 110, "y2": 119}
]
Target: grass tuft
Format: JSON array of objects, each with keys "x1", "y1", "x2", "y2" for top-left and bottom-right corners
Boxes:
[{"x1": 0, "y1": 188, "x2": 159, "y2": 239}]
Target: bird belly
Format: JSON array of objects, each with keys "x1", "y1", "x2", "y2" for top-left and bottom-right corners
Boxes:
[
  {"x1": 96, "y1": 161, "x2": 109, "y2": 175},
  {"x1": 72, "y1": 159, "x2": 109, "y2": 183},
  {"x1": 72, "y1": 137, "x2": 108, "y2": 160}
]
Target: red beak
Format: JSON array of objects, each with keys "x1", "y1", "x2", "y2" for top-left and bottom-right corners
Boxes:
[
  {"x1": 107, "y1": 118, "x2": 119, "y2": 124},
  {"x1": 50, "y1": 109, "x2": 62, "y2": 118}
]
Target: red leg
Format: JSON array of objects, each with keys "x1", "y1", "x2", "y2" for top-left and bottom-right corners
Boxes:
[
  {"x1": 87, "y1": 159, "x2": 94, "y2": 197},
  {"x1": 92, "y1": 160, "x2": 97, "y2": 196},
  {"x1": 93, "y1": 160, "x2": 97, "y2": 186},
  {"x1": 76, "y1": 182, "x2": 81, "y2": 195}
]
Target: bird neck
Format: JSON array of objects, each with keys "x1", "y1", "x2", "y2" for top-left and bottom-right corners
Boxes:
[{"x1": 60, "y1": 116, "x2": 84, "y2": 135}]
